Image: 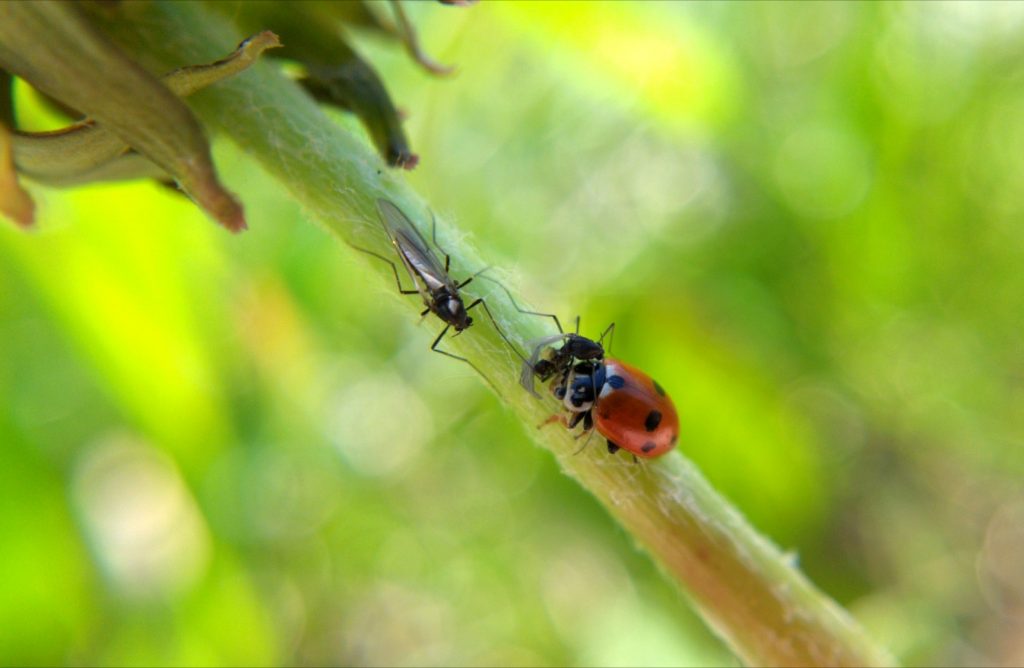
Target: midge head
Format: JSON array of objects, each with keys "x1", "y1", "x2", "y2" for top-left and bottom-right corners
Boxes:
[
  {"x1": 438, "y1": 292, "x2": 473, "y2": 332},
  {"x1": 348, "y1": 198, "x2": 528, "y2": 395},
  {"x1": 561, "y1": 333, "x2": 604, "y2": 363}
]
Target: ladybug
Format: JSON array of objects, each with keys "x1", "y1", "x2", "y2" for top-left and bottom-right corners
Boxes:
[{"x1": 523, "y1": 329, "x2": 680, "y2": 459}]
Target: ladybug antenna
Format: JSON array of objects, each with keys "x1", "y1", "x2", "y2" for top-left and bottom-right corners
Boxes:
[
  {"x1": 573, "y1": 427, "x2": 597, "y2": 455},
  {"x1": 574, "y1": 315, "x2": 581, "y2": 335}
]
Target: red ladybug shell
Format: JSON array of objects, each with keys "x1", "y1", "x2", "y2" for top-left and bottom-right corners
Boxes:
[{"x1": 594, "y1": 359, "x2": 679, "y2": 458}]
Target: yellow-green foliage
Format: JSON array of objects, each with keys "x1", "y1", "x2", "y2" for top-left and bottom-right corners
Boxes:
[{"x1": 2, "y1": 3, "x2": 1022, "y2": 666}]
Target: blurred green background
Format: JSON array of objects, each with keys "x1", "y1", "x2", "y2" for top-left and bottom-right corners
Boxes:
[{"x1": 2, "y1": 2, "x2": 1024, "y2": 666}]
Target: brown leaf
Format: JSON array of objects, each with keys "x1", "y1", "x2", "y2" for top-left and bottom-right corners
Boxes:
[
  {"x1": 0, "y1": 69, "x2": 14, "y2": 129},
  {"x1": 0, "y1": 123, "x2": 34, "y2": 228},
  {"x1": 0, "y1": 3, "x2": 254, "y2": 231},
  {"x1": 9, "y1": 31, "x2": 281, "y2": 189}
]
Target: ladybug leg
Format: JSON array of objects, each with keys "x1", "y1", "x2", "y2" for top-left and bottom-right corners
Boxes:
[
  {"x1": 567, "y1": 410, "x2": 588, "y2": 430},
  {"x1": 455, "y1": 268, "x2": 484, "y2": 290},
  {"x1": 605, "y1": 440, "x2": 638, "y2": 463},
  {"x1": 569, "y1": 410, "x2": 596, "y2": 454},
  {"x1": 539, "y1": 413, "x2": 569, "y2": 430}
]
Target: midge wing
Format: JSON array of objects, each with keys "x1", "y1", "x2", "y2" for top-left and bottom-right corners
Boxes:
[
  {"x1": 520, "y1": 333, "x2": 570, "y2": 396},
  {"x1": 376, "y1": 199, "x2": 450, "y2": 294}
]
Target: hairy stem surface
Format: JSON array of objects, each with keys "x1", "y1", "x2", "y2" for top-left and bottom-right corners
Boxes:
[{"x1": 88, "y1": 4, "x2": 895, "y2": 666}]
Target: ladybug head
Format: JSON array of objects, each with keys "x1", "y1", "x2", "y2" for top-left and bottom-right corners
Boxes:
[{"x1": 556, "y1": 362, "x2": 602, "y2": 412}]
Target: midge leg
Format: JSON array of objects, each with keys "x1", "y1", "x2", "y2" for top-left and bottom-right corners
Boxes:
[
  {"x1": 420, "y1": 212, "x2": 499, "y2": 295},
  {"x1": 427, "y1": 210, "x2": 453, "y2": 275},
  {"x1": 348, "y1": 244, "x2": 419, "y2": 295},
  {"x1": 455, "y1": 264, "x2": 492, "y2": 290},
  {"x1": 429, "y1": 323, "x2": 504, "y2": 397},
  {"x1": 463, "y1": 297, "x2": 529, "y2": 365},
  {"x1": 598, "y1": 322, "x2": 616, "y2": 355},
  {"x1": 477, "y1": 274, "x2": 563, "y2": 334}
]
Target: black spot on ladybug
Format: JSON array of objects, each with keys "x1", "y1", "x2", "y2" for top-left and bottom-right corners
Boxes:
[
  {"x1": 644, "y1": 410, "x2": 662, "y2": 432},
  {"x1": 653, "y1": 380, "x2": 666, "y2": 396},
  {"x1": 641, "y1": 441, "x2": 656, "y2": 453},
  {"x1": 607, "y1": 375, "x2": 626, "y2": 389},
  {"x1": 670, "y1": 432, "x2": 678, "y2": 445}
]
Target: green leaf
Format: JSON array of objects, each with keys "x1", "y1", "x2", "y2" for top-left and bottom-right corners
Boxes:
[{"x1": 205, "y1": 1, "x2": 424, "y2": 168}]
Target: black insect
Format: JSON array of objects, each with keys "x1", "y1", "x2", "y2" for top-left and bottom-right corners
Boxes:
[
  {"x1": 350, "y1": 199, "x2": 528, "y2": 387},
  {"x1": 520, "y1": 316, "x2": 615, "y2": 398}
]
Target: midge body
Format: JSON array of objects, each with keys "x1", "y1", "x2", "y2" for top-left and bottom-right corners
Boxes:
[
  {"x1": 350, "y1": 199, "x2": 519, "y2": 387},
  {"x1": 523, "y1": 326, "x2": 680, "y2": 459}
]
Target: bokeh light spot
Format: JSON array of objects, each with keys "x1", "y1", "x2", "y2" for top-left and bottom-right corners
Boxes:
[{"x1": 72, "y1": 433, "x2": 211, "y2": 600}]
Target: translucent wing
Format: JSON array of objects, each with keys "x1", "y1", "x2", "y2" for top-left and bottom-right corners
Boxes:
[
  {"x1": 520, "y1": 333, "x2": 570, "y2": 396},
  {"x1": 376, "y1": 199, "x2": 452, "y2": 294}
]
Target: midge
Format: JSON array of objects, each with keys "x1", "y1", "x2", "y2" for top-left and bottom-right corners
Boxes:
[
  {"x1": 350, "y1": 199, "x2": 524, "y2": 387},
  {"x1": 522, "y1": 319, "x2": 680, "y2": 459}
]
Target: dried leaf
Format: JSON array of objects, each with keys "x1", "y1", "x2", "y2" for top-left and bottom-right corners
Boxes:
[
  {"x1": 0, "y1": 69, "x2": 14, "y2": 129},
  {"x1": 9, "y1": 31, "x2": 281, "y2": 188},
  {"x1": 0, "y1": 123, "x2": 34, "y2": 227},
  {"x1": 0, "y1": 3, "x2": 250, "y2": 230},
  {"x1": 162, "y1": 31, "x2": 281, "y2": 97}
]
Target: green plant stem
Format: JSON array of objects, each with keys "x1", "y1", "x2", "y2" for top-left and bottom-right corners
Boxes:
[{"x1": 90, "y1": 3, "x2": 896, "y2": 666}]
